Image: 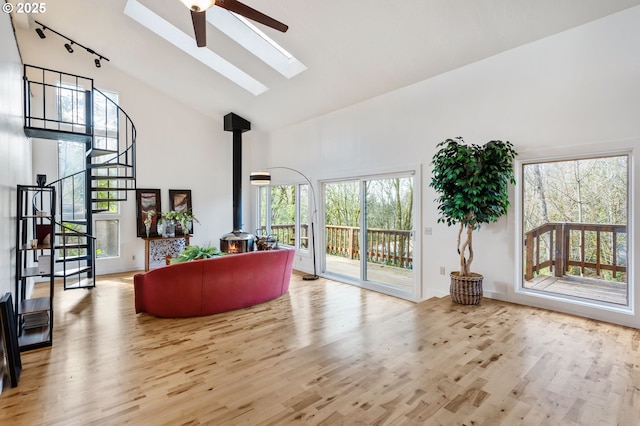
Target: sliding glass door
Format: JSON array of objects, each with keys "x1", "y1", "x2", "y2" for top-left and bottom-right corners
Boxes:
[
  {"x1": 364, "y1": 177, "x2": 414, "y2": 293},
  {"x1": 323, "y1": 173, "x2": 416, "y2": 300},
  {"x1": 324, "y1": 180, "x2": 361, "y2": 281}
]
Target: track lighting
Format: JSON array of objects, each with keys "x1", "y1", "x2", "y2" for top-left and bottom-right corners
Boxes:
[{"x1": 34, "y1": 20, "x2": 109, "y2": 68}]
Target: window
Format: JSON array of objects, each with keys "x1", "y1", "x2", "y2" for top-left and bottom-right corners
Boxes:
[
  {"x1": 57, "y1": 85, "x2": 121, "y2": 260},
  {"x1": 257, "y1": 183, "x2": 310, "y2": 250},
  {"x1": 521, "y1": 154, "x2": 629, "y2": 306},
  {"x1": 95, "y1": 219, "x2": 119, "y2": 258},
  {"x1": 92, "y1": 90, "x2": 120, "y2": 214}
]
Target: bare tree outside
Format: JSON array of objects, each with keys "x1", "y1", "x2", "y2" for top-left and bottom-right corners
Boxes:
[{"x1": 523, "y1": 155, "x2": 628, "y2": 304}]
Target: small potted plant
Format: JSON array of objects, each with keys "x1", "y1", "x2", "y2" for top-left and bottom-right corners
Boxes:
[
  {"x1": 174, "y1": 210, "x2": 199, "y2": 235},
  {"x1": 430, "y1": 137, "x2": 517, "y2": 304},
  {"x1": 160, "y1": 210, "x2": 199, "y2": 237}
]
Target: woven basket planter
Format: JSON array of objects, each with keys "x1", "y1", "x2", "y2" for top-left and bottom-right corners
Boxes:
[{"x1": 450, "y1": 272, "x2": 483, "y2": 305}]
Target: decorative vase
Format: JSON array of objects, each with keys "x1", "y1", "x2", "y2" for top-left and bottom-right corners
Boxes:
[
  {"x1": 450, "y1": 272, "x2": 483, "y2": 305},
  {"x1": 165, "y1": 221, "x2": 175, "y2": 238},
  {"x1": 157, "y1": 221, "x2": 164, "y2": 237}
]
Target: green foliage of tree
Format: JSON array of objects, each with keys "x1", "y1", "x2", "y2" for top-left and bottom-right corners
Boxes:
[
  {"x1": 270, "y1": 185, "x2": 296, "y2": 225},
  {"x1": 365, "y1": 178, "x2": 413, "y2": 231},
  {"x1": 325, "y1": 181, "x2": 360, "y2": 227},
  {"x1": 430, "y1": 137, "x2": 517, "y2": 276}
]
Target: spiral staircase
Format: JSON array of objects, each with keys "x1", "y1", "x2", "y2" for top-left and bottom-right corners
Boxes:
[{"x1": 23, "y1": 65, "x2": 137, "y2": 290}]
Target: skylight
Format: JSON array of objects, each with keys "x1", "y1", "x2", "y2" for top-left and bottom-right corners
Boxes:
[
  {"x1": 124, "y1": 0, "x2": 268, "y2": 95},
  {"x1": 207, "y1": 7, "x2": 307, "y2": 79}
]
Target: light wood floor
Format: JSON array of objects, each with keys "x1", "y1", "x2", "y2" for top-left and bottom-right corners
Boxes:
[{"x1": 1, "y1": 271, "x2": 639, "y2": 425}]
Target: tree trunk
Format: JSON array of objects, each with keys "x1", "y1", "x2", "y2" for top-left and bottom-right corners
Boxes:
[{"x1": 457, "y1": 222, "x2": 474, "y2": 276}]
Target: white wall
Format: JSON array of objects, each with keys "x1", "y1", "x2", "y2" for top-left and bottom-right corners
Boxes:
[
  {"x1": 16, "y1": 25, "x2": 250, "y2": 274},
  {"x1": 0, "y1": 14, "x2": 32, "y2": 297},
  {"x1": 254, "y1": 7, "x2": 640, "y2": 327}
]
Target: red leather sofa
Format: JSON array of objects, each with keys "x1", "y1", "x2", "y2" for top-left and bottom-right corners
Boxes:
[{"x1": 133, "y1": 248, "x2": 295, "y2": 318}]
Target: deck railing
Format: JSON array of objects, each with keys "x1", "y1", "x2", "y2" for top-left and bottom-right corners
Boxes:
[
  {"x1": 524, "y1": 222, "x2": 627, "y2": 281},
  {"x1": 267, "y1": 224, "x2": 413, "y2": 268}
]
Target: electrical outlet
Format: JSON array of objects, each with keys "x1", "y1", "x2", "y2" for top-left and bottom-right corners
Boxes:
[
  {"x1": 439, "y1": 266, "x2": 445, "y2": 275},
  {"x1": 424, "y1": 227, "x2": 432, "y2": 235}
]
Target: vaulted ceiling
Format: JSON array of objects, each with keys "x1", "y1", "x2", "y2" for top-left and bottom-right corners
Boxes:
[{"x1": 11, "y1": 0, "x2": 640, "y2": 132}]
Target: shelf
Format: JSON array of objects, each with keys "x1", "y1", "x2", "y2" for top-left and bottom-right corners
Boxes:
[
  {"x1": 19, "y1": 244, "x2": 52, "y2": 251},
  {"x1": 16, "y1": 184, "x2": 55, "y2": 351},
  {"x1": 18, "y1": 297, "x2": 50, "y2": 315},
  {"x1": 54, "y1": 266, "x2": 91, "y2": 277},
  {"x1": 18, "y1": 325, "x2": 52, "y2": 352},
  {"x1": 21, "y1": 267, "x2": 50, "y2": 278}
]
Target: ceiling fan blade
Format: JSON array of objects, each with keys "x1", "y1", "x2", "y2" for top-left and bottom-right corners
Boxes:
[
  {"x1": 215, "y1": 0, "x2": 288, "y2": 32},
  {"x1": 190, "y1": 9, "x2": 207, "y2": 47}
]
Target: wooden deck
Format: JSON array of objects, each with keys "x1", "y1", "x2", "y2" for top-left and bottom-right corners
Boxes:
[
  {"x1": 325, "y1": 254, "x2": 413, "y2": 292},
  {"x1": 523, "y1": 274, "x2": 628, "y2": 305}
]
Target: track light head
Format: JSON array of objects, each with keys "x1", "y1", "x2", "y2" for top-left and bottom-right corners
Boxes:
[{"x1": 34, "y1": 20, "x2": 108, "y2": 68}]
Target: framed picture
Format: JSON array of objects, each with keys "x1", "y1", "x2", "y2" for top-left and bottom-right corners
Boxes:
[
  {"x1": 169, "y1": 190, "x2": 193, "y2": 235},
  {"x1": 169, "y1": 189, "x2": 192, "y2": 213},
  {"x1": 0, "y1": 293, "x2": 22, "y2": 388},
  {"x1": 136, "y1": 189, "x2": 161, "y2": 238}
]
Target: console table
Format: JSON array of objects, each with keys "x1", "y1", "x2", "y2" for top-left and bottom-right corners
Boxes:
[{"x1": 142, "y1": 235, "x2": 190, "y2": 271}]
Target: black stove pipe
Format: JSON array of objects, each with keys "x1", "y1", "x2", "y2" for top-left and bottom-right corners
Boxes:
[
  {"x1": 224, "y1": 113, "x2": 251, "y2": 232},
  {"x1": 231, "y1": 129, "x2": 242, "y2": 231}
]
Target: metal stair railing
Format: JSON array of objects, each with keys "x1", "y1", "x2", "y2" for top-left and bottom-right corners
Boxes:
[{"x1": 24, "y1": 64, "x2": 137, "y2": 289}]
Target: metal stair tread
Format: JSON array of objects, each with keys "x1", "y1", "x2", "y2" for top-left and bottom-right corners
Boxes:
[
  {"x1": 90, "y1": 148, "x2": 118, "y2": 157},
  {"x1": 24, "y1": 127, "x2": 92, "y2": 143},
  {"x1": 54, "y1": 243, "x2": 89, "y2": 249},
  {"x1": 89, "y1": 163, "x2": 133, "y2": 169},
  {"x1": 56, "y1": 255, "x2": 90, "y2": 263},
  {"x1": 91, "y1": 198, "x2": 127, "y2": 202},
  {"x1": 54, "y1": 266, "x2": 92, "y2": 277},
  {"x1": 60, "y1": 219, "x2": 88, "y2": 225},
  {"x1": 90, "y1": 176, "x2": 135, "y2": 180}
]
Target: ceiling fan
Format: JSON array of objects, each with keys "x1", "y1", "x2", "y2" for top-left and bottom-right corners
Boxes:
[{"x1": 179, "y1": 0, "x2": 288, "y2": 47}]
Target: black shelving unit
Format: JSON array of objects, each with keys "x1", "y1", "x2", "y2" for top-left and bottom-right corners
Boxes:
[{"x1": 15, "y1": 185, "x2": 56, "y2": 351}]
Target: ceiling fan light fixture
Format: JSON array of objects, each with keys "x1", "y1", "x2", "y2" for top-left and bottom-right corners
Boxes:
[{"x1": 179, "y1": 0, "x2": 216, "y2": 12}]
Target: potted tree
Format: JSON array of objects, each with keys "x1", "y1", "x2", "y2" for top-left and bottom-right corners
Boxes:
[{"x1": 430, "y1": 137, "x2": 517, "y2": 305}]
